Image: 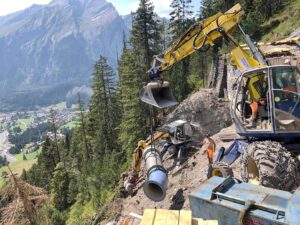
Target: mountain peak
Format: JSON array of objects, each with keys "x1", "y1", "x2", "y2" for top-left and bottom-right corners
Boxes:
[
  {"x1": 0, "y1": 0, "x2": 129, "y2": 110},
  {"x1": 49, "y1": 0, "x2": 107, "y2": 7}
]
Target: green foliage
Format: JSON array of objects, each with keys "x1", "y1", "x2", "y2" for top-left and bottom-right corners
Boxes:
[
  {"x1": 51, "y1": 163, "x2": 70, "y2": 211},
  {"x1": 118, "y1": 48, "x2": 149, "y2": 162},
  {"x1": 130, "y1": 0, "x2": 162, "y2": 67},
  {"x1": 46, "y1": 205, "x2": 69, "y2": 225}
]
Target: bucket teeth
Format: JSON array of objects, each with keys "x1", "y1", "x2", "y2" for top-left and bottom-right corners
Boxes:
[{"x1": 139, "y1": 81, "x2": 178, "y2": 108}]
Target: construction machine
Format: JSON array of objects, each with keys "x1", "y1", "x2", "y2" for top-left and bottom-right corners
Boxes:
[
  {"x1": 123, "y1": 120, "x2": 193, "y2": 201},
  {"x1": 140, "y1": 3, "x2": 300, "y2": 193}
]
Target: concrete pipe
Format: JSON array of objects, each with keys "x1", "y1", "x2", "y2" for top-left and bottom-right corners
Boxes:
[{"x1": 143, "y1": 146, "x2": 168, "y2": 202}]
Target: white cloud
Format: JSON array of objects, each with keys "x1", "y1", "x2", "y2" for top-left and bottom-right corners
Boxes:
[{"x1": 0, "y1": 0, "x2": 51, "y2": 16}]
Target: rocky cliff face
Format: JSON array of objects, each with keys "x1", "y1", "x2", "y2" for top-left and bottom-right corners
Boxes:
[{"x1": 0, "y1": 0, "x2": 129, "y2": 110}]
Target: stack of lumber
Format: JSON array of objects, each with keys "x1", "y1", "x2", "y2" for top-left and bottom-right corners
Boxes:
[{"x1": 139, "y1": 209, "x2": 218, "y2": 225}]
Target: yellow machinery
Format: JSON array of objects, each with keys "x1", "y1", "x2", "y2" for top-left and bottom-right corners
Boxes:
[
  {"x1": 124, "y1": 120, "x2": 193, "y2": 201},
  {"x1": 140, "y1": 3, "x2": 266, "y2": 108},
  {"x1": 139, "y1": 3, "x2": 300, "y2": 195}
]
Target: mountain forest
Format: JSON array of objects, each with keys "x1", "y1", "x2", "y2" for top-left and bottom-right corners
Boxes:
[{"x1": 0, "y1": 0, "x2": 299, "y2": 224}]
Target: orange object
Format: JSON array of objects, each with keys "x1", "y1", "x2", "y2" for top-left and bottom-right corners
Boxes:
[
  {"x1": 250, "y1": 101, "x2": 258, "y2": 115},
  {"x1": 203, "y1": 137, "x2": 216, "y2": 165}
]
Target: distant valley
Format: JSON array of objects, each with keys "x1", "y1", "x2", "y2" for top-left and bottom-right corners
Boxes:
[{"x1": 0, "y1": 0, "x2": 130, "y2": 111}]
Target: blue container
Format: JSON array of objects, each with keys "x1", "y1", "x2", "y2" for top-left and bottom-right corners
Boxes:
[
  {"x1": 143, "y1": 169, "x2": 168, "y2": 202},
  {"x1": 189, "y1": 177, "x2": 300, "y2": 225}
]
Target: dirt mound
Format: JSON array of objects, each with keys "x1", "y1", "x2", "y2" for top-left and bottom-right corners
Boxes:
[{"x1": 166, "y1": 89, "x2": 232, "y2": 139}]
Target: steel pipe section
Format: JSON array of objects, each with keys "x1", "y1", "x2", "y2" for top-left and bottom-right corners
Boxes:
[{"x1": 143, "y1": 146, "x2": 168, "y2": 201}]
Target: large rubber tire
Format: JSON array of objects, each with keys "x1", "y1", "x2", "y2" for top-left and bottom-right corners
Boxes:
[
  {"x1": 242, "y1": 141, "x2": 298, "y2": 191},
  {"x1": 207, "y1": 161, "x2": 233, "y2": 178}
]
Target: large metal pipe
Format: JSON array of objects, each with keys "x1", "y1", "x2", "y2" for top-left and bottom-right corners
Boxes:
[{"x1": 143, "y1": 146, "x2": 168, "y2": 202}]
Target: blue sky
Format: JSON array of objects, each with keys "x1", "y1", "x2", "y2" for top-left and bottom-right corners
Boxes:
[
  {"x1": 0, "y1": 0, "x2": 201, "y2": 17},
  {"x1": 108, "y1": 0, "x2": 201, "y2": 17}
]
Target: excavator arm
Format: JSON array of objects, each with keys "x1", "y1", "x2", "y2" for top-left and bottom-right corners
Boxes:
[
  {"x1": 133, "y1": 131, "x2": 170, "y2": 173},
  {"x1": 141, "y1": 3, "x2": 267, "y2": 108},
  {"x1": 149, "y1": 3, "x2": 264, "y2": 78}
]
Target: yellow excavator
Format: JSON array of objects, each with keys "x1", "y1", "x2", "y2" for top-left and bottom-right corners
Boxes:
[
  {"x1": 140, "y1": 3, "x2": 266, "y2": 108},
  {"x1": 139, "y1": 3, "x2": 300, "y2": 197},
  {"x1": 123, "y1": 120, "x2": 193, "y2": 201}
]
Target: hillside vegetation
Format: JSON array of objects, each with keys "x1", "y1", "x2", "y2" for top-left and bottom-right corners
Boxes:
[
  {"x1": 261, "y1": 0, "x2": 300, "y2": 41},
  {"x1": 0, "y1": 0, "x2": 298, "y2": 224}
]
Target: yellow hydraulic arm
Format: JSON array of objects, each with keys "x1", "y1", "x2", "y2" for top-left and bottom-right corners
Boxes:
[
  {"x1": 150, "y1": 4, "x2": 265, "y2": 78},
  {"x1": 133, "y1": 131, "x2": 169, "y2": 173}
]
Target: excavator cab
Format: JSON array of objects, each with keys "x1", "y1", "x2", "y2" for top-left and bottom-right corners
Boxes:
[
  {"x1": 139, "y1": 81, "x2": 178, "y2": 108},
  {"x1": 233, "y1": 65, "x2": 300, "y2": 139}
]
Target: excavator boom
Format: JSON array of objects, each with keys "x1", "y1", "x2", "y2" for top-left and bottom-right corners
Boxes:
[
  {"x1": 140, "y1": 3, "x2": 266, "y2": 108},
  {"x1": 159, "y1": 4, "x2": 243, "y2": 71}
]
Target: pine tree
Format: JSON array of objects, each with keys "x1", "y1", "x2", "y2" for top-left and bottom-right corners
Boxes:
[
  {"x1": 118, "y1": 48, "x2": 148, "y2": 162},
  {"x1": 130, "y1": 0, "x2": 162, "y2": 68},
  {"x1": 88, "y1": 56, "x2": 117, "y2": 156},
  {"x1": 199, "y1": 0, "x2": 217, "y2": 20},
  {"x1": 51, "y1": 163, "x2": 70, "y2": 211},
  {"x1": 167, "y1": 0, "x2": 194, "y2": 101}
]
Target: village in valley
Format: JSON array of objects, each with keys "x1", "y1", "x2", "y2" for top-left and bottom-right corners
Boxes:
[{"x1": 0, "y1": 102, "x2": 79, "y2": 177}]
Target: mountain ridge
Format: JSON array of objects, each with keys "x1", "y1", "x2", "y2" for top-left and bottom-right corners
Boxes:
[{"x1": 0, "y1": 0, "x2": 129, "y2": 111}]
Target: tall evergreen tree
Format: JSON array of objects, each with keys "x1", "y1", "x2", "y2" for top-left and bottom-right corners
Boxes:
[
  {"x1": 167, "y1": 0, "x2": 194, "y2": 101},
  {"x1": 118, "y1": 48, "x2": 148, "y2": 162},
  {"x1": 130, "y1": 0, "x2": 162, "y2": 68}
]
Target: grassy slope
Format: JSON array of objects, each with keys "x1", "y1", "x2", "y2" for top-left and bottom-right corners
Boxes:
[
  {"x1": 14, "y1": 117, "x2": 33, "y2": 132},
  {"x1": 0, "y1": 147, "x2": 41, "y2": 186},
  {"x1": 262, "y1": 0, "x2": 300, "y2": 41}
]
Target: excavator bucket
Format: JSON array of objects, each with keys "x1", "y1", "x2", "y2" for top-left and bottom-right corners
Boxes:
[{"x1": 139, "y1": 81, "x2": 178, "y2": 108}]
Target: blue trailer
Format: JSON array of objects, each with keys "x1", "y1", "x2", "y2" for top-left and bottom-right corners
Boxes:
[{"x1": 189, "y1": 177, "x2": 300, "y2": 225}]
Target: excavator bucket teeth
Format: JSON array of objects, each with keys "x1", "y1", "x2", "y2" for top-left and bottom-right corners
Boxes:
[{"x1": 139, "y1": 81, "x2": 178, "y2": 109}]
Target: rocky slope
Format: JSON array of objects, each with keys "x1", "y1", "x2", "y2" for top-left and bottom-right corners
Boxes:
[{"x1": 0, "y1": 0, "x2": 129, "y2": 110}]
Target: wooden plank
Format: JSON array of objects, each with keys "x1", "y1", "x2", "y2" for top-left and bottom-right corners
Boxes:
[
  {"x1": 129, "y1": 212, "x2": 142, "y2": 220},
  {"x1": 192, "y1": 218, "x2": 204, "y2": 225},
  {"x1": 204, "y1": 220, "x2": 218, "y2": 225},
  {"x1": 154, "y1": 209, "x2": 169, "y2": 225},
  {"x1": 166, "y1": 210, "x2": 179, "y2": 225},
  {"x1": 140, "y1": 209, "x2": 156, "y2": 225},
  {"x1": 179, "y1": 210, "x2": 192, "y2": 225}
]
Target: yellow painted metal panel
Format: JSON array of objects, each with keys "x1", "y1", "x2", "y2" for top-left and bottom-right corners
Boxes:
[
  {"x1": 140, "y1": 209, "x2": 156, "y2": 225},
  {"x1": 179, "y1": 210, "x2": 192, "y2": 225},
  {"x1": 166, "y1": 210, "x2": 179, "y2": 225},
  {"x1": 160, "y1": 4, "x2": 243, "y2": 71}
]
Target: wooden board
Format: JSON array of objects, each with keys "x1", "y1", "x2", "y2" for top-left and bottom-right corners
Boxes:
[
  {"x1": 140, "y1": 209, "x2": 156, "y2": 225},
  {"x1": 140, "y1": 209, "x2": 218, "y2": 225},
  {"x1": 201, "y1": 221, "x2": 218, "y2": 225},
  {"x1": 166, "y1": 210, "x2": 180, "y2": 225},
  {"x1": 179, "y1": 210, "x2": 192, "y2": 225},
  {"x1": 154, "y1": 209, "x2": 168, "y2": 225},
  {"x1": 192, "y1": 218, "x2": 204, "y2": 225}
]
